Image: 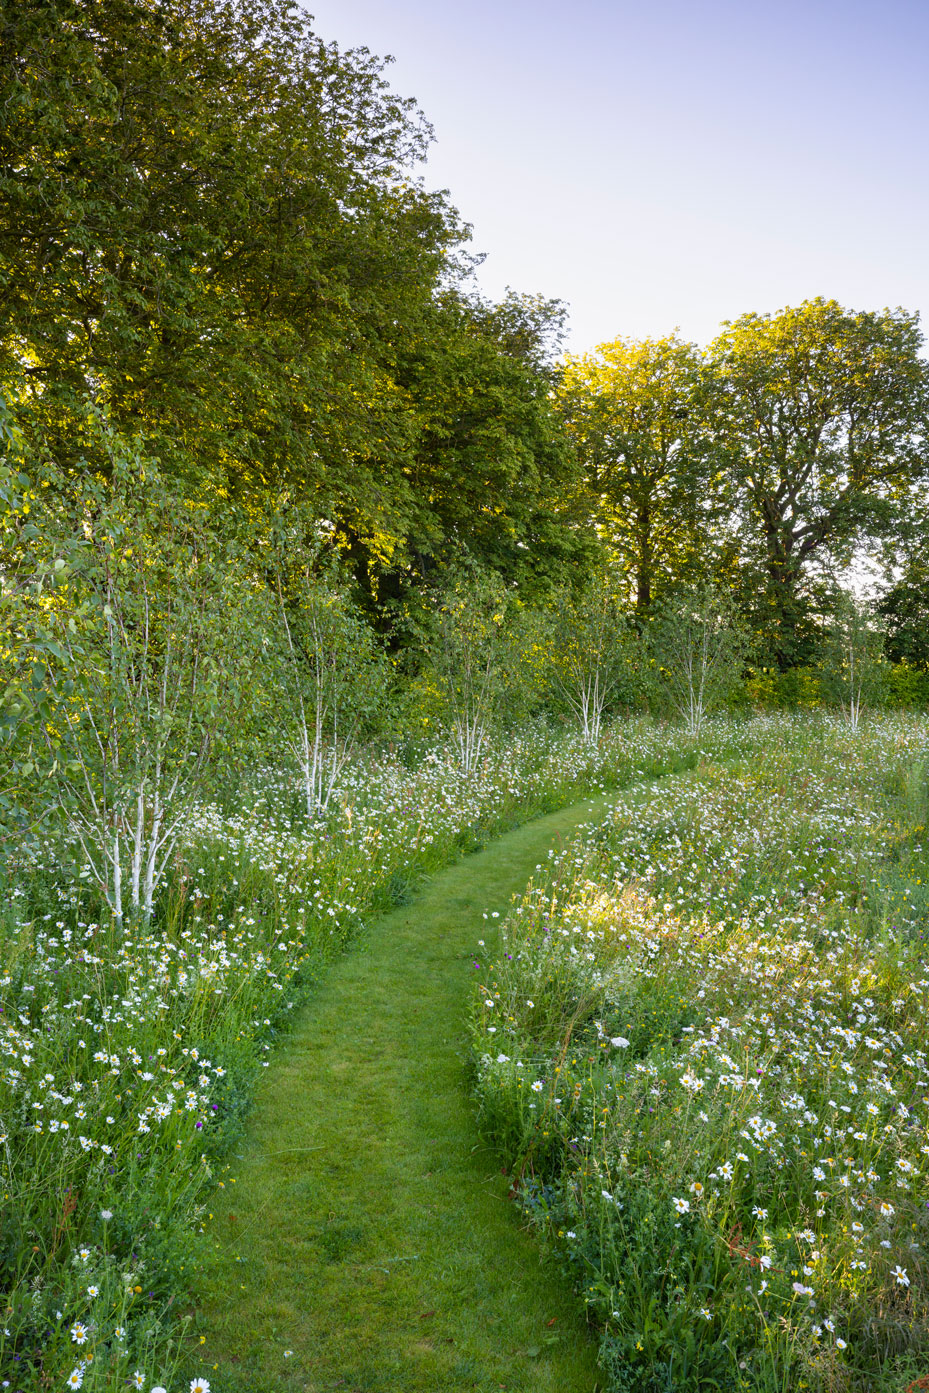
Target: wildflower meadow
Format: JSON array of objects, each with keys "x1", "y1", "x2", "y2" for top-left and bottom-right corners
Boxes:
[
  {"x1": 1, "y1": 719, "x2": 706, "y2": 1391},
  {"x1": 471, "y1": 713, "x2": 929, "y2": 1391}
]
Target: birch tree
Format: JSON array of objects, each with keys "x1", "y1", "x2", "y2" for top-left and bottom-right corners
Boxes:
[
  {"x1": 427, "y1": 570, "x2": 513, "y2": 774},
  {"x1": 650, "y1": 585, "x2": 745, "y2": 736},
  {"x1": 36, "y1": 421, "x2": 251, "y2": 922},
  {"x1": 821, "y1": 590, "x2": 887, "y2": 732},
  {"x1": 548, "y1": 575, "x2": 632, "y2": 741},
  {"x1": 273, "y1": 562, "x2": 388, "y2": 817}
]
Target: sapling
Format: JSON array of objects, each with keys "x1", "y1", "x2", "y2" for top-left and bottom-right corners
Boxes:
[
  {"x1": 425, "y1": 569, "x2": 515, "y2": 774},
  {"x1": 649, "y1": 583, "x2": 745, "y2": 736},
  {"x1": 821, "y1": 589, "x2": 887, "y2": 732},
  {"x1": 35, "y1": 418, "x2": 252, "y2": 921},
  {"x1": 272, "y1": 558, "x2": 388, "y2": 816},
  {"x1": 547, "y1": 573, "x2": 634, "y2": 741}
]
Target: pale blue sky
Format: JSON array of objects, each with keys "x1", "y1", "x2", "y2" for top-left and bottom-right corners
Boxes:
[{"x1": 306, "y1": 0, "x2": 929, "y2": 354}]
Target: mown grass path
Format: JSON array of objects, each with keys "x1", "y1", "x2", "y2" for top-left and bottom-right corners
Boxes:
[{"x1": 194, "y1": 794, "x2": 615, "y2": 1393}]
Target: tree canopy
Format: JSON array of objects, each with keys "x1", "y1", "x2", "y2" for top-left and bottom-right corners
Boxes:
[
  {"x1": 709, "y1": 298, "x2": 929, "y2": 665},
  {"x1": 4, "y1": 2, "x2": 929, "y2": 689},
  {"x1": 556, "y1": 335, "x2": 722, "y2": 614},
  {"x1": 0, "y1": 0, "x2": 593, "y2": 632}
]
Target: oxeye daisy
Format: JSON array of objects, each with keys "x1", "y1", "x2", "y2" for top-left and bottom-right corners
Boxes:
[
  {"x1": 66, "y1": 1369, "x2": 84, "y2": 1389},
  {"x1": 190, "y1": 1379, "x2": 210, "y2": 1393},
  {"x1": 70, "y1": 1322, "x2": 88, "y2": 1344}
]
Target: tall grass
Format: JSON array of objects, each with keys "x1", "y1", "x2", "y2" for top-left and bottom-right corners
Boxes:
[
  {"x1": 0, "y1": 719, "x2": 722, "y2": 1391},
  {"x1": 470, "y1": 713, "x2": 929, "y2": 1392}
]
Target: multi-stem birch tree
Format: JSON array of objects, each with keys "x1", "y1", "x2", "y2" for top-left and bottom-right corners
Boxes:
[
  {"x1": 821, "y1": 590, "x2": 887, "y2": 731},
  {"x1": 548, "y1": 574, "x2": 632, "y2": 741},
  {"x1": 650, "y1": 584, "x2": 745, "y2": 736},
  {"x1": 272, "y1": 559, "x2": 388, "y2": 817},
  {"x1": 426, "y1": 570, "x2": 513, "y2": 774},
  {"x1": 36, "y1": 420, "x2": 251, "y2": 922}
]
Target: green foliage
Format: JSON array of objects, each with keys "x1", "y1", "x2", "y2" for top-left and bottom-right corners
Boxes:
[
  {"x1": 743, "y1": 666, "x2": 823, "y2": 710},
  {"x1": 710, "y1": 299, "x2": 929, "y2": 668},
  {"x1": 1, "y1": 2, "x2": 587, "y2": 621},
  {"x1": 0, "y1": 0, "x2": 457, "y2": 509},
  {"x1": 338, "y1": 287, "x2": 589, "y2": 631},
  {"x1": 269, "y1": 525, "x2": 390, "y2": 814},
  {"x1": 877, "y1": 511, "x2": 929, "y2": 671},
  {"x1": 21, "y1": 409, "x2": 263, "y2": 920},
  {"x1": 885, "y1": 663, "x2": 929, "y2": 709},
  {"x1": 819, "y1": 590, "x2": 888, "y2": 729},
  {"x1": 557, "y1": 335, "x2": 723, "y2": 614},
  {"x1": 420, "y1": 567, "x2": 521, "y2": 771},
  {"x1": 0, "y1": 403, "x2": 94, "y2": 840},
  {"x1": 544, "y1": 571, "x2": 642, "y2": 739},
  {"x1": 648, "y1": 584, "x2": 747, "y2": 734}
]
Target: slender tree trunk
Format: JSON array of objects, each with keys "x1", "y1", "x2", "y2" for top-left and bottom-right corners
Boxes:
[
  {"x1": 112, "y1": 830, "x2": 123, "y2": 923},
  {"x1": 635, "y1": 500, "x2": 652, "y2": 614}
]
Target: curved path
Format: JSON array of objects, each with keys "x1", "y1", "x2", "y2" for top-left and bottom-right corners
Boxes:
[{"x1": 195, "y1": 794, "x2": 612, "y2": 1393}]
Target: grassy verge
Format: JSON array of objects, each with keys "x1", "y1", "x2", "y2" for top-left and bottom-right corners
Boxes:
[{"x1": 470, "y1": 713, "x2": 929, "y2": 1392}]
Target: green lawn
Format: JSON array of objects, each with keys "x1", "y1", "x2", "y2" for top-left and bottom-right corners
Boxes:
[{"x1": 192, "y1": 794, "x2": 615, "y2": 1392}]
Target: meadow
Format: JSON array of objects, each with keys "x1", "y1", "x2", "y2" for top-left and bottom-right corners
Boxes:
[
  {"x1": 5, "y1": 711, "x2": 928, "y2": 1392},
  {"x1": 0, "y1": 719, "x2": 709, "y2": 1392},
  {"x1": 470, "y1": 712, "x2": 929, "y2": 1391}
]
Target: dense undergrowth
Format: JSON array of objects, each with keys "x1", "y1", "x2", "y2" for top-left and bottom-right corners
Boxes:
[
  {"x1": 0, "y1": 718, "x2": 723, "y2": 1392},
  {"x1": 470, "y1": 713, "x2": 929, "y2": 1392}
]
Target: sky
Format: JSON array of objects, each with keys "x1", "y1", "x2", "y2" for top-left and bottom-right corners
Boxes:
[{"x1": 305, "y1": 0, "x2": 929, "y2": 356}]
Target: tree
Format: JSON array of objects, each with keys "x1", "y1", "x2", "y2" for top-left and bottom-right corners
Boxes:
[
  {"x1": 270, "y1": 531, "x2": 388, "y2": 817},
  {"x1": 334, "y1": 288, "x2": 590, "y2": 637},
  {"x1": 32, "y1": 416, "x2": 257, "y2": 922},
  {"x1": 0, "y1": 0, "x2": 462, "y2": 529},
  {"x1": 423, "y1": 569, "x2": 515, "y2": 774},
  {"x1": 875, "y1": 504, "x2": 929, "y2": 670},
  {"x1": 1, "y1": 1, "x2": 589, "y2": 621},
  {"x1": 556, "y1": 335, "x2": 721, "y2": 616},
  {"x1": 821, "y1": 589, "x2": 887, "y2": 731},
  {"x1": 710, "y1": 299, "x2": 929, "y2": 667},
  {"x1": 649, "y1": 584, "x2": 745, "y2": 736},
  {"x1": 547, "y1": 572, "x2": 634, "y2": 741}
]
